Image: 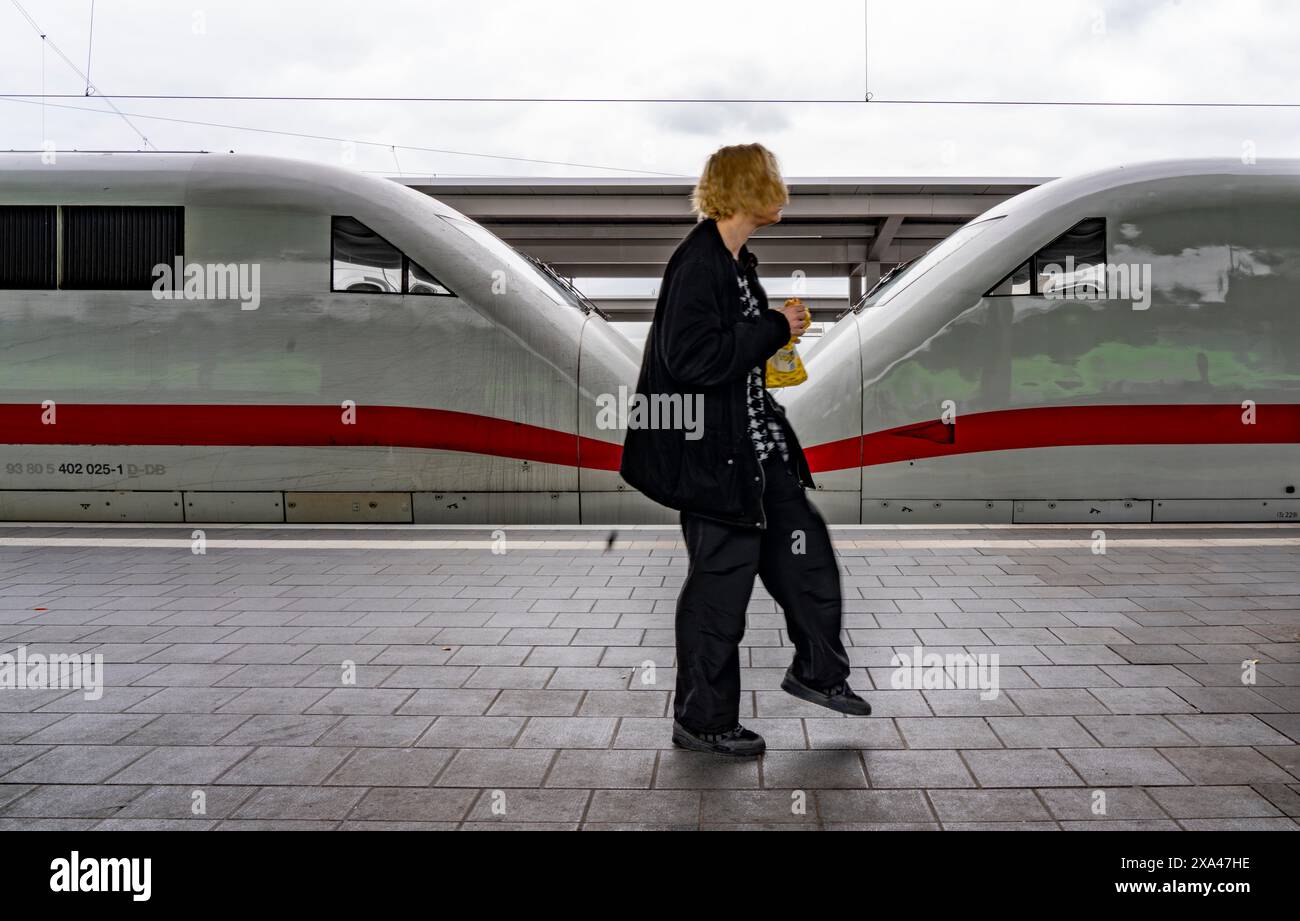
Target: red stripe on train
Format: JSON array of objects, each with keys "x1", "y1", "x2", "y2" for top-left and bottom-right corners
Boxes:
[
  {"x1": 0, "y1": 403, "x2": 622, "y2": 471},
  {"x1": 802, "y1": 403, "x2": 1300, "y2": 472},
  {"x1": 1, "y1": 403, "x2": 1296, "y2": 474}
]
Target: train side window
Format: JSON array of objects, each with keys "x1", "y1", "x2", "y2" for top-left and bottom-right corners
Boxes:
[
  {"x1": 332, "y1": 216, "x2": 454, "y2": 296},
  {"x1": 0, "y1": 206, "x2": 57, "y2": 289},
  {"x1": 987, "y1": 217, "x2": 1107, "y2": 297},
  {"x1": 987, "y1": 260, "x2": 1032, "y2": 296},
  {"x1": 332, "y1": 216, "x2": 402, "y2": 293},
  {"x1": 405, "y1": 258, "x2": 453, "y2": 296},
  {"x1": 61, "y1": 206, "x2": 184, "y2": 290}
]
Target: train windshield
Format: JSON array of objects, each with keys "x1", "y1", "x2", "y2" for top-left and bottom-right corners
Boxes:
[
  {"x1": 441, "y1": 215, "x2": 574, "y2": 309},
  {"x1": 861, "y1": 216, "x2": 1004, "y2": 310}
]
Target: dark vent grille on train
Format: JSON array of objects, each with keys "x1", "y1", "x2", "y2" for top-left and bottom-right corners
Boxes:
[
  {"x1": 61, "y1": 205, "x2": 184, "y2": 290},
  {"x1": 0, "y1": 206, "x2": 57, "y2": 289}
]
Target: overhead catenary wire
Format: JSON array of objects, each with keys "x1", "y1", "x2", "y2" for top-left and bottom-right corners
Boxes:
[
  {"x1": 2, "y1": 92, "x2": 1298, "y2": 108},
  {"x1": 39, "y1": 26, "x2": 44, "y2": 141},
  {"x1": 6, "y1": 0, "x2": 1292, "y2": 109},
  {"x1": 0, "y1": 95, "x2": 691, "y2": 176},
  {"x1": 84, "y1": 0, "x2": 95, "y2": 95},
  {"x1": 7, "y1": 0, "x2": 1292, "y2": 180},
  {"x1": 8, "y1": 0, "x2": 155, "y2": 149},
  {"x1": 864, "y1": 0, "x2": 871, "y2": 102}
]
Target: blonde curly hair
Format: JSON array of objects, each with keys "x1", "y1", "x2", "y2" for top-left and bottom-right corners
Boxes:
[{"x1": 691, "y1": 143, "x2": 789, "y2": 221}]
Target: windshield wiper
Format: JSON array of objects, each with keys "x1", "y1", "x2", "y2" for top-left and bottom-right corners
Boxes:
[
  {"x1": 842, "y1": 258, "x2": 919, "y2": 317},
  {"x1": 520, "y1": 252, "x2": 611, "y2": 320}
]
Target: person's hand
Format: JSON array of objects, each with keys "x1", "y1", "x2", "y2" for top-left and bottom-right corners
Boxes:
[{"x1": 775, "y1": 298, "x2": 811, "y2": 341}]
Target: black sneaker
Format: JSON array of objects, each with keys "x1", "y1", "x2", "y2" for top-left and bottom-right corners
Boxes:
[
  {"x1": 781, "y1": 668, "x2": 872, "y2": 716},
  {"x1": 671, "y1": 721, "x2": 766, "y2": 757}
]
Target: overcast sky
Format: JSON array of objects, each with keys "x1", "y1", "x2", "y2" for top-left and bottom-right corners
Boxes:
[{"x1": 1, "y1": 0, "x2": 1296, "y2": 179}]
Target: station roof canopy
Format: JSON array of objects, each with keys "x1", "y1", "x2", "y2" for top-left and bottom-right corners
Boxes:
[{"x1": 395, "y1": 175, "x2": 1050, "y2": 319}]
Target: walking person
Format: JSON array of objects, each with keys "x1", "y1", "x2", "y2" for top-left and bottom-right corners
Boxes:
[{"x1": 620, "y1": 143, "x2": 870, "y2": 757}]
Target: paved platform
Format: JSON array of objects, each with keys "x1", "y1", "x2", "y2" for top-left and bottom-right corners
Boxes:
[{"x1": 0, "y1": 522, "x2": 1297, "y2": 831}]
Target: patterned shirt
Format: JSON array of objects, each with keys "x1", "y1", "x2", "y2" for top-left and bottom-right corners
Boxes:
[{"x1": 736, "y1": 264, "x2": 790, "y2": 467}]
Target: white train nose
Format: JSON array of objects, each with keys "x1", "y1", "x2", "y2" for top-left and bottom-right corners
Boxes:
[{"x1": 785, "y1": 158, "x2": 1300, "y2": 524}]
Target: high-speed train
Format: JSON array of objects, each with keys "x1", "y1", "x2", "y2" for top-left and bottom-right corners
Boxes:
[
  {"x1": 0, "y1": 151, "x2": 649, "y2": 524},
  {"x1": 0, "y1": 152, "x2": 1296, "y2": 524},
  {"x1": 784, "y1": 157, "x2": 1300, "y2": 524}
]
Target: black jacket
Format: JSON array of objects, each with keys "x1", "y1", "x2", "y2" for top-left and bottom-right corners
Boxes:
[{"x1": 619, "y1": 219, "x2": 816, "y2": 528}]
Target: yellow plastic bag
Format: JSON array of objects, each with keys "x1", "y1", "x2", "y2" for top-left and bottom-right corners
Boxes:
[{"x1": 766, "y1": 298, "x2": 809, "y2": 388}]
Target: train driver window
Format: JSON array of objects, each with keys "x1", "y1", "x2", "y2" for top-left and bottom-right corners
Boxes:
[
  {"x1": 331, "y1": 216, "x2": 453, "y2": 296},
  {"x1": 987, "y1": 217, "x2": 1107, "y2": 297}
]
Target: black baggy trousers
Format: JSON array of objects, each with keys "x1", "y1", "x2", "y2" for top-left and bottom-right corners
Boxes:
[{"x1": 674, "y1": 451, "x2": 851, "y2": 733}]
